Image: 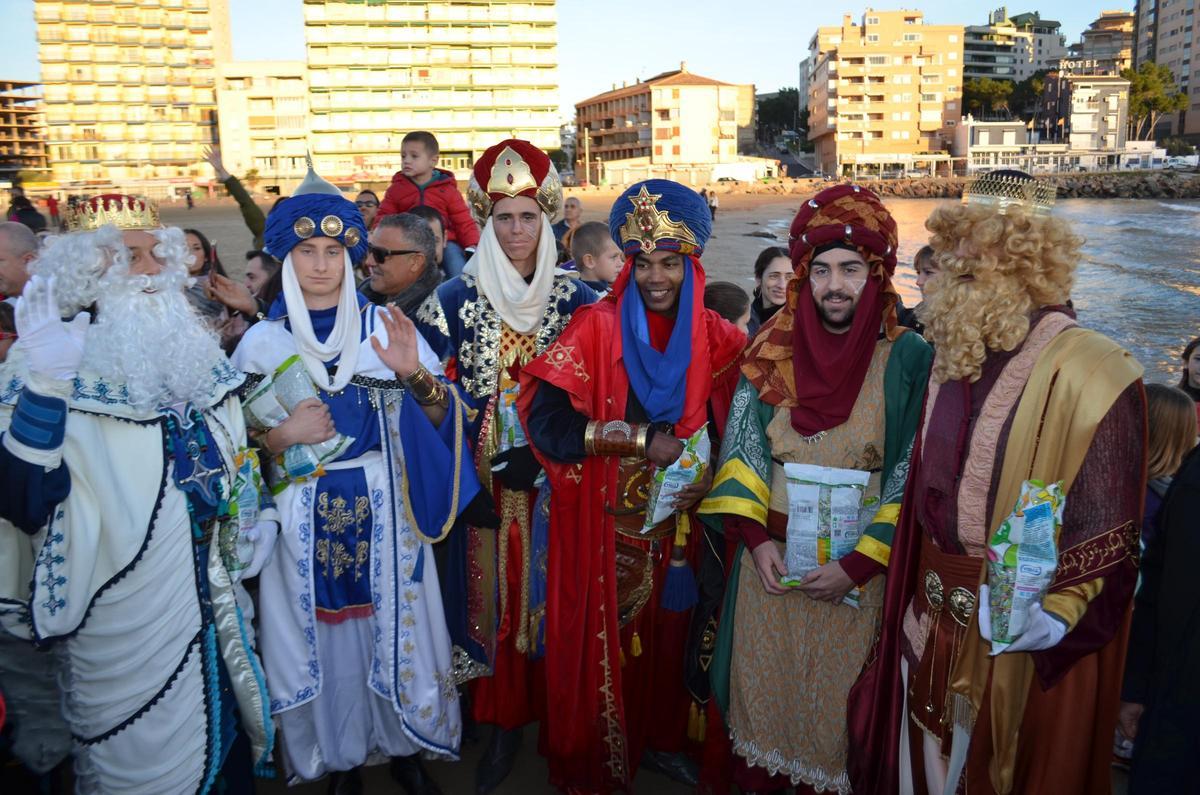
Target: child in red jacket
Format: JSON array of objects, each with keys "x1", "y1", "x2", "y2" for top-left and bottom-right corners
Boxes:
[{"x1": 377, "y1": 131, "x2": 480, "y2": 277}]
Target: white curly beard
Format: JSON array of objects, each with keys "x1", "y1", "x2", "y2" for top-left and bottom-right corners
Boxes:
[{"x1": 84, "y1": 247, "x2": 228, "y2": 414}]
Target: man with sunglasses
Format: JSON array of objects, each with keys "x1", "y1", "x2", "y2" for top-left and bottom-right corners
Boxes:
[
  {"x1": 363, "y1": 213, "x2": 445, "y2": 320},
  {"x1": 355, "y1": 190, "x2": 380, "y2": 229}
]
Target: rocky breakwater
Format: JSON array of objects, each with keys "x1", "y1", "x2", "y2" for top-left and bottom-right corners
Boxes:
[{"x1": 721, "y1": 171, "x2": 1200, "y2": 200}]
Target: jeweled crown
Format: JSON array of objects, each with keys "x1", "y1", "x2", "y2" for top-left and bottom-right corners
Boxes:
[
  {"x1": 62, "y1": 194, "x2": 160, "y2": 232},
  {"x1": 961, "y1": 170, "x2": 1056, "y2": 215},
  {"x1": 618, "y1": 185, "x2": 699, "y2": 254}
]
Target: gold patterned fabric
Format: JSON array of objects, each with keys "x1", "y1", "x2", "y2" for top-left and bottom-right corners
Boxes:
[{"x1": 728, "y1": 341, "x2": 892, "y2": 792}]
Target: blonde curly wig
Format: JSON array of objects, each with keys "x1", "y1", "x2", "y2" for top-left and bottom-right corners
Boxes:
[{"x1": 922, "y1": 202, "x2": 1081, "y2": 383}]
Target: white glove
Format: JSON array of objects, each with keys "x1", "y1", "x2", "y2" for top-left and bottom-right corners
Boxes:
[
  {"x1": 242, "y1": 519, "x2": 279, "y2": 579},
  {"x1": 978, "y1": 584, "x2": 1068, "y2": 654},
  {"x1": 15, "y1": 275, "x2": 89, "y2": 386}
]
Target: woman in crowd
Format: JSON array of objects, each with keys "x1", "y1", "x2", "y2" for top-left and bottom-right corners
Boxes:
[
  {"x1": 183, "y1": 227, "x2": 229, "y2": 328},
  {"x1": 1141, "y1": 383, "x2": 1199, "y2": 550},
  {"x1": 1119, "y1": 393, "x2": 1200, "y2": 791},
  {"x1": 747, "y1": 245, "x2": 791, "y2": 336}
]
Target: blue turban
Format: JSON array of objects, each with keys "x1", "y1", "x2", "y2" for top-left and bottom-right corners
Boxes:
[
  {"x1": 263, "y1": 192, "x2": 369, "y2": 263},
  {"x1": 608, "y1": 179, "x2": 712, "y2": 258}
]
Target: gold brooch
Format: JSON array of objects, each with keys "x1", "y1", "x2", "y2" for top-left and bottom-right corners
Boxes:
[
  {"x1": 293, "y1": 216, "x2": 316, "y2": 238},
  {"x1": 320, "y1": 215, "x2": 344, "y2": 237},
  {"x1": 618, "y1": 186, "x2": 698, "y2": 254},
  {"x1": 344, "y1": 227, "x2": 361, "y2": 247}
]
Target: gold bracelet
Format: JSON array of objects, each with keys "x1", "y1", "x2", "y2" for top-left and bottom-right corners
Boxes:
[
  {"x1": 584, "y1": 420, "x2": 600, "y2": 456},
  {"x1": 635, "y1": 425, "x2": 649, "y2": 458},
  {"x1": 404, "y1": 366, "x2": 448, "y2": 407}
]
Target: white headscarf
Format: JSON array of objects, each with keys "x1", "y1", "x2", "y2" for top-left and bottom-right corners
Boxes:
[
  {"x1": 465, "y1": 214, "x2": 561, "y2": 335},
  {"x1": 280, "y1": 250, "x2": 361, "y2": 393}
]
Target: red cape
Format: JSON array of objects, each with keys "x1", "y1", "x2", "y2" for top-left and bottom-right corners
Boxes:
[{"x1": 518, "y1": 262, "x2": 744, "y2": 791}]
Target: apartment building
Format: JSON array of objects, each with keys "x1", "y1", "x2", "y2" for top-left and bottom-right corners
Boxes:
[
  {"x1": 0, "y1": 80, "x2": 49, "y2": 185},
  {"x1": 574, "y1": 65, "x2": 768, "y2": 184},
  {"x1": 303, "y1": 0, "x2": 560, "y2": 182},
  {"x1": 215, "y1": 62, "x2": 309, "y2": 191},
  {"x1": 807, "y1": 10, "x2": 965, "y2": 176},
  {"x1": 1040, "y1": 73, "x2": 1130, "y2": 151},
  {"x1": 34, "y1": 0, "x2": 231, "y2": 197},
  {"x1": 1134, "y1": 0, "x2": 1198, "y2": 137},
  {"x1": 1009, "y1": 12, "x2": 1068, "y2": 74},
  {"x1": 1070, "y1": 11, "x2": 1135, "y2": 74}
]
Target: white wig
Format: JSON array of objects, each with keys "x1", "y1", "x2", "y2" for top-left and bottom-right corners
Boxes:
[{"x1": 30, "y1": 225, "x2": 191, "y2": 316}]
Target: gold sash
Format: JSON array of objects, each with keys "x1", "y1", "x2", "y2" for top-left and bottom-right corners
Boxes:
[{"x1": 947, "y1": 326, "x2": 1143, "y2": 793}]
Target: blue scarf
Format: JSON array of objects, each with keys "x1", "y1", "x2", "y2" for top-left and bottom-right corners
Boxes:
[{"x1": 619, "y1": 259, "x2": 694, "y2": 424}]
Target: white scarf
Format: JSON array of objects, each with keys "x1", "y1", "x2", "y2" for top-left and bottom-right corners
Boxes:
[
  {"x1": 280, "y1": 250, "x2": 361, "y2": 393},
  {"x1": 465, "y1": 214, "x2": 560, "y2": 334}
]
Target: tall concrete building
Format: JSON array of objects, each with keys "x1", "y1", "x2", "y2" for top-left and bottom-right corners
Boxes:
[
  {"x1": 1133, "y1": 0, "x2": 1197, "y2": 137},
  {"x1": 1009, "y1": 11, "x2": 1068, "y2": 74},
  {"x1": 34, "y1": 0, "x2": 231, "y2": 197},
  {"x1": 963, "y1": 8, "x2": 1066, "y2": 83},
  {"x1": 216, "y1": 62, "x2": 310, "y2": 191},
  {"x1": 1070, "y1": 11, "x2": 1135, "y2": 75},
  {"x1": 574, "y1": 65, "x2": 768, "y2": 185},
  {"x1": 303, "y1": 0, "x2": 560, "y2": 182},
  {"x1": 807, "y1": 10, "x2": 964, "y2": 176},
  {"x1": 0, "y1": 80, "x2": 49, "y2": 185}
]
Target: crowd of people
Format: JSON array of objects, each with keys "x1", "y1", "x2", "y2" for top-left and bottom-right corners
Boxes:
[{"x1": 0, "y1": 133, "x2": 1197, "y2": 795}]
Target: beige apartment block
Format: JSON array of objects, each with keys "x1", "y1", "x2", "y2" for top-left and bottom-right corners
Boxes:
[
  {"x1": 0, "y1": 80, "x2": 49, "y2": 185},
  {"x1": 303, "y1": 0, "x2": 560, "y2": 182},
  {"x1": 34, "y1": 0, "x2": 230, "y2": 198},
  {"x1": 807, "y1": 10, "x2": 965, "y2": 177},
  {"x1": 216, "y1": 61, "x2": 309, "y2": 191},
  {"x1": 963, "y1": 8, "x2": 1067, "y2": 82},
  {"x1": 1071, "y1": 11, "x2": 1135, "y2": 75},
  {"x1": 573, "y1": 64, "x2": 765, "y2": 184},
  {"x1": 1133, "y1": 0, "x2": 1198, "y2": 137}
]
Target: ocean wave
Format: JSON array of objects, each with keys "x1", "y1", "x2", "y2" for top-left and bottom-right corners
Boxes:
[{"x1": 1157, "y1": 202, "x2": 1200, "y2": 213}]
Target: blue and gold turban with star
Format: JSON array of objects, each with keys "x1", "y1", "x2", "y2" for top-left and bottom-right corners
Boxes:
[
  {"x1": 264, "y1": 161, "x2": 369, "y2": 263},
  {"x1": 608, "y1": 179, "x2": 712, "y2": 258}
]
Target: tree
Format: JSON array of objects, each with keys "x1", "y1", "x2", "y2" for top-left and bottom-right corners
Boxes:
[
  {"x1": 243, "y1": 168, "x2": 260, "y2": 189},
  {"x1": 1162, "y1": 137, "x2": 1196, "y2": 156},
  {"x1": 757, "y1": 88, "x2": 801, "y2": 142},
  {"x1": 963, "y1": 77, "x2": 1014, "y2": 118},
  {"x1": 1122, "y1": 62, "x2": 1188, "y2": 140},
  {"x1": 1010, "y1": 70, "x2": 1048, "y2": 119}
]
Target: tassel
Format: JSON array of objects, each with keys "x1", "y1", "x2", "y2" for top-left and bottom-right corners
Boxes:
[
  {"x1": 661, "y1": 558, "x2": 699, "y2": 612},
  {"x1": 696, "y1": 705, "x2": 706, "y2": 742},
  {"x1": 630, "y1": 631, "x2": 643, "y2": 658},
  {"x1": 687, "y1": 701, "x2": 700, "y2": 742},
  {"x1": 411, "y1": 545, "x2": 424, "y2": 583},
  {"x1": 619, "y1": 648, "x2": 627, "y2": 667},
  {"x1": 673, "y1": 512, "x2": 692, "y2": 548}
]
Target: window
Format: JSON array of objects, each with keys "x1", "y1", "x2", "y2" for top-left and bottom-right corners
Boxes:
[
  {"x1": 921, "y1": 92, "x2": 939, "y2": 102},
  {"x1": 868, "y1": 55, "x2": 888, "y2": 65},
  {"x1": 949, "y1": 34, "x2": 959, "y2": 42},
  {"x1": 866, "y1": 16, "x2": 879, "y2": 24},
  {"x1": 867, "y1": 34, "x2": 879, "y2": 43},
  {"x1": 904, "y1": 33, "x2": 922, "y2": 42}
]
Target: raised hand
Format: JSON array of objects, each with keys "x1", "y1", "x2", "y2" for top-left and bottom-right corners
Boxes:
[
  {"x1": 202, "y1": 145, "x2": 230, "y2": 182},
  {"x1": 16, "y1": 275, "x2": 89, "y2": 384},
  {"x1": 206, "y1": 271, "x2": 258, "y2": 316},
  {"x1": 370, "y1": 305, "x2": 421, "y2": 379}
]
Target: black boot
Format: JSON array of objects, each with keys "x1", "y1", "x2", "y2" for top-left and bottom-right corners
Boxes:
[
  {"x1": 640, "y1": 749, "x2": 699, "y2": 787},
  {"x1": 474, "y1": 725, "x2": 522, "y2": 794},
  {"x1": 390, "y1": 754, "x2": 444, "y2": 795},
  {"x1": 325, "y1": 768, "x2": 363, "y2": 795}
]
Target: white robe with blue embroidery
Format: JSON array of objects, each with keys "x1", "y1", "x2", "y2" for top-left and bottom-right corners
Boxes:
[
  {"x1": 232, "y1": 303, "x2": 469, "y2": 779},
  {"x1": 0, "y1": 351, "x2": 274, "y2": 795}
]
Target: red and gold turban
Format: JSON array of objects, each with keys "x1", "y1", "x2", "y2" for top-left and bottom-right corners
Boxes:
[{"x1": 467, "y1": 139, "x2": 563, "y2": 227}]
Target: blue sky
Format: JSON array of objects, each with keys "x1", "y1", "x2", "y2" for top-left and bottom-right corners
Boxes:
[{"x1": 0, "y1": 1, "x2": 1126, "y2": 119}]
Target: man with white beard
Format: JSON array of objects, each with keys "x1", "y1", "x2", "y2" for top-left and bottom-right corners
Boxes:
[{"x1": 0, "y1": 194, "x2": 276, "y2": 794}]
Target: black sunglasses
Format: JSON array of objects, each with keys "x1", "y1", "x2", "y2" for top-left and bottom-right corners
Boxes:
[{"x1": 369, "y1": 244, "x2": 421, "y2": 264}]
